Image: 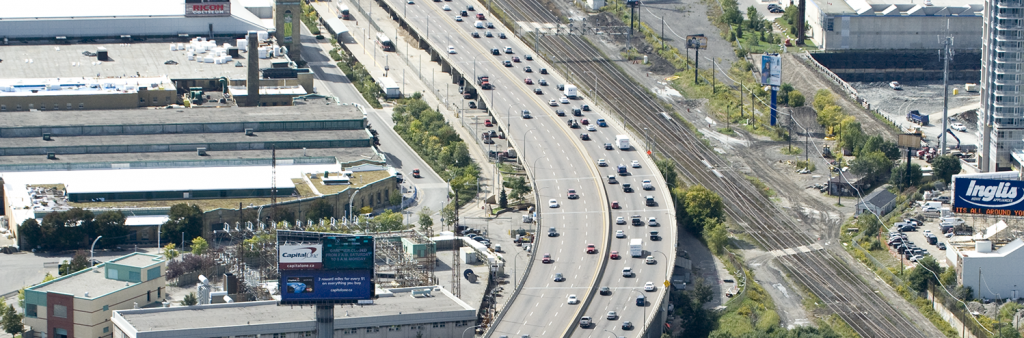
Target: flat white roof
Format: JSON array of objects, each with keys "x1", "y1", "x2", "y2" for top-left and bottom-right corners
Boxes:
[
  {"x1": 0, "y1": 77, "x2": 174, "y2": 97},
  {"x1": 2, "y1": 0, "x2": 185, "y2": 19},
  {"x1": 0, "y1": 162, "x2": 341, "y2": 195},
  {"x1": 125, "y1": 215, "x2": 171, "y2": 227}
]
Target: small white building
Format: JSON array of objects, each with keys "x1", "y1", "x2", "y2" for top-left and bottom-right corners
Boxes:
[{"x1": 948, "y1": 238, "x2": 1024, "y2": 300}]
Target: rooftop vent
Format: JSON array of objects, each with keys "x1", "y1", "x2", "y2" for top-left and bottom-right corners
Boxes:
[
  {"x1": 42, "y1": 133, "x2": 51, "y2": 141},
  {"x1": 245, "y1": 128, "x2": 254, "y2": 136},
  {"x1": 197, "y1": 147, "x2": 207, "y2": 156},
  {"x1": 47, "y1": 153, "x2": 56, "y2": 160}
]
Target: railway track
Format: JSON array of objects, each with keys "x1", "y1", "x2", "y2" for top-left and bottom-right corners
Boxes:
[{"x1": 486, "y1": 0, "x2": 934, "y2": 337}]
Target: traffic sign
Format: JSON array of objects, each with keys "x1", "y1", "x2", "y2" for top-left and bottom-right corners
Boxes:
[{"x1": 663, "y1": 280, "x2": 670, "y2": 288}]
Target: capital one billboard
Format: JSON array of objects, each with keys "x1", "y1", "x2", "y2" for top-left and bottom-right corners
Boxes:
[
  {"x1": 279, "y1": 244, "x2": 323, "y2": 270},
  {"x1": 952, "y1": 177, "x2": 1024, "y2": 216},
  {"x1": 185, "y1": 2, "x2": 231, "y2": 17}
]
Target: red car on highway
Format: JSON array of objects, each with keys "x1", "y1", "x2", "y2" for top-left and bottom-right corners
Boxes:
[
  {"x1": 609, "y1": 251, "x2": 620, "y2": 259},
  {"x1": 542, "y1": 253, "x2": 552, "y2": 263},
  {"x1": 586, "y1": 244, "x2": 597, "y2": 254},
  {"x1": 611, "y1": 201, "x2": 620, "y2": 209}
]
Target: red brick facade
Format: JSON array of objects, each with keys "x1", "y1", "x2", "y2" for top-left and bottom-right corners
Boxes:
[{"x1": 46, "y1": 293, "x2": 74, "y2": 338}]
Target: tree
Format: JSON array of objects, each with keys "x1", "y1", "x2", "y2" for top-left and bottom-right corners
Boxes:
[
  {"x1": 191, "y1": 236, "x2": 209, "y2": 255},
  {"x1": 1, "y1": 304, "x2": 23, "y2": 336},
  {"x1": 389, "y1": 189, "x2": 402, "y2": 206},
  {"x1": 503, "y1": 176, "x2": 532, "y2": 202},
  {"x1": 746, "y1": 6, "x2": 764, "y2": 30},
  {"x1": 93, "y1": 211, "x2": 128, "y2": 248},
  {"x1": 441, "y1": 203, "x2": 457, "y2": 230},
  {"x1": 703, "y1": 221, "x2": 728, "y2": 254},
  {"x1": 907, "y1": 256, "x2": 941, "y2": 292},
  {"x1": 161, "y1": 204, "x2": 204, "y2": 246},
  {"x1": 18, "y1": 218, "x2": 42, "y2": 250},
  {"x1": 306, "y1": 198, "x2": 334, "y2": 222},
  {"x1": 817, "y1": 105, "x2": 844, "y2": 129},
  {"x1": 499, "y1": 189, "x2": 508, "y2": 208},
  {"x1": 778, "y1": 83, "x2": 795, "y2": 104},
  {"x1": 849, "y1": 151, "x2": 893, "y2": 183},
  {"x1": 163, "y1": 243, "x2": 179, "y2": 260},
  {"x1": 60, "y1": 250, "x2": 90, "y2": 275},
  {"x1": 417, "y1": 207, "x2": 434, "y2": 233},
  {"x1": 813, "y1": 90, "x2": 835, "y2": 112},
  {"x1": 890, "y1": 162, "x2": 923, "y2": 191},
  {"x1": 181, "y1": 292, "x2": 198, "y2": 306},
  {"x1": 788, "y1": 90, "x2": 805, "y2": 107},
  {"x1": 42, "y1": 272, "x2": 56, "y2": 283},
  {"x1": 370, "y1": 210, "x2": 404, "y2": 232},
  {"x1": 837, "y1": 118, "x2": 867, "y2": 153},
  {"x1": 932, "y1": 155, "x2": 962, "y2": 184},
  {"x1": 656, "y1": 159, "x2": 678, "y2": 190},
  {"x1": 683, "y1": 185, "x2": 725, "y2": 236}
]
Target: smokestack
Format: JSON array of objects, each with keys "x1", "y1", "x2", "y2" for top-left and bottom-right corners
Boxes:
[
  {"x1": 246, "y1": 32, "x2": 260, "y2": 107},
  {"x1": 796, "y1": 0, "x2": 806, "y2": 44}
]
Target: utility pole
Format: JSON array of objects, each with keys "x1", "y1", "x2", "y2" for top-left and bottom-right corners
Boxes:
[{"x1": 661, "y1": 17, "x2": 665, "y2": 51}]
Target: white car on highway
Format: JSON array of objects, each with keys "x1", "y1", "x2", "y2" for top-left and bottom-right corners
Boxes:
[
  {"x1": 443, "y1": 4, "x2": 451, "y2": 10},
  {"x1": 631, "y1": 160, "x2": 641, "y2": 168},
  {"x1": 548, "y1": 199, "x2": 559, "y2": 208},
  {"x1": 951, "y1": 122, "x2": 966, "y2": 131},
  {"x1": 615, "y1": 230, "x2": 626, "y2": 238},
  {"x1": 560, "y1": 96, "x2": 570, "y2": 104},
  {"x1": 644, "y1": 281, "x2": 655, "y2": 291},
  {"x1": 587, "y1": 125, "x2": 597, "y2": 131},
  {"x1": 567, "y1": 294, "x2": 579, "y2": 304},
  {"x1": 615, "y1": 216, "x2": 626, "y2": 225},
  {"x1": 447, "y1": 46, "x2": 456, "y2": 54},
  {"x1": 597, "y1": 159, "x2": 608, "y2": 167}
]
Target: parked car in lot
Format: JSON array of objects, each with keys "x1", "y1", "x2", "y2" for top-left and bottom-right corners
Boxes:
[{"x1": 951, "y1": 122, "x2": 966, "y2": 131}]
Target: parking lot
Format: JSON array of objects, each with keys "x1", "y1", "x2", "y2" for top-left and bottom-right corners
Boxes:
[{"x1": 887, "y1": 201, "x2": 953, "y2": 269}]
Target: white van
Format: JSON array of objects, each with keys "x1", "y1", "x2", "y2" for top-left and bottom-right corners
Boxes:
[
  {"x1": 474, "y1": 21, "x2": 485, "y2": 29},
  {"x1": 922, "y1": 201, "x2": 942, "y2": 212}
]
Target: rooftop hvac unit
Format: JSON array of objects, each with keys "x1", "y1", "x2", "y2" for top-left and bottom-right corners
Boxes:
[
  {"x1": 42, "y1": 133, "x2": 51, "y2": 141},
  {"x1": 197, "y1": 147, "x2": 207, "y2": 156},
  {"x1": 245, "y1": 128, "x2": 254, "y2": 136},
  {"x1": 47, "y1": 153, "x2": 56, "y2": 160},
  {"x1": 97, "y1": 47, "x2": 108, "y2": 61}
]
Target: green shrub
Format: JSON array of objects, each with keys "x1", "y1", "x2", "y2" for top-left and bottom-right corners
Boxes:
[{"x1": 788, "y1": 91, "x2": 805, "y2": 107}]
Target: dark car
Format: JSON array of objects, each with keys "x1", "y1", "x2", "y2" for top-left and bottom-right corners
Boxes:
[
  {"x1": 534, "y1": 88, "x2": 542, "y2": 94},
  {"x1": 938, "y1": 243, "x2": 947, "y2": 250},
  {"x1": 471, "y1": 32, "x2": 480, "y2": 38},
  {"x1": 604, "y1": 143, "x2": 613, "y2": 150},
  {"x1": 599, "y1": 286, "x2": 611, "y2": 295},
  {"x1": 556, "y1": 109, "x2": 566, "y2": 116},
  {"x1": 486, "y1": 31, "x2": 493, "y2": 38},
  {"x1": 513, "y1": 56, "x2": 521, "y2": 62},
  {"x1": 499, "y1": 32, "x2": 507, "y2": 39},
  {"x1": 539, "y1": 79, "x2": 548, "y2": 86},
  {"x1": 491, "y1": 48, "x2": 500, "y2": 55},
  {"x1": 524, "y1": 66, "x2": 532, "y2": 72},
  {"x1": 468, "y1": 101, "x2": 477, "y2": 109},
  {"x1": 487, "y1": 22, "x2": 495, "y2": 28},
  {"x1": 467, "y1": 5, "x2": 474, "y2": 10},
  {"x1": 503, "y1": 60, "x2": 512, "y2": 67},
  {"x1": 540, "y1": 68, "x2": 548, "y2": 74},
  {"x1": 622, "y1": 183, "x2": 633, "y2": 192},
  {"x1": 581, "y1": 104, "x2": 591, "y2": 111},
  {"x1": 460, "y1": 10, "x2": 468, "y2": 16},
  {"x1": 579, "y1": 133, "x2": 590, "y2": 140},
  {"x1": 622, "y1": 321, "x2": 634, "y2": 330},
  {"x1": 525, "y1": 54, "x2": 533, "y2": 60}
]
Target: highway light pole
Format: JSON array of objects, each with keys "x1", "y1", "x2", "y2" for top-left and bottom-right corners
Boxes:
[
  {"x1": 461, "y1": 325, "x2": 479, "y2": 338},
  {"x1": 513, "y1": 250, "x2": 526, "y2": 286},
  {"x1": 632, "y1": 288, "x2": 647, "y2": 335},
  {"x1": 90, "y1": 236, "x2": 103, "y2": 266}
]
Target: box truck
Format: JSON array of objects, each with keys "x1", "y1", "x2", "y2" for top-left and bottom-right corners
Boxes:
[
  {"x1": 616, "y1": 135, "x2": 630, "y2": 150},
  {"x1": 564, "y1": 84, "x2": 578, "y2": 98},
  {"x1": 629, "y1": 238, "x2": 643, "y2": 257}
]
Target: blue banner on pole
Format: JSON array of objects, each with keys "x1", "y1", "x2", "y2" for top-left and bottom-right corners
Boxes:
[{"x1": 770, "y1": 87, "x2": 777, "y2": 126}]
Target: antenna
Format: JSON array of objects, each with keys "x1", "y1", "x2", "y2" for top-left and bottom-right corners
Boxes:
[{"x1": 939, "y1": 21, "x2": 954, "y2": 155}]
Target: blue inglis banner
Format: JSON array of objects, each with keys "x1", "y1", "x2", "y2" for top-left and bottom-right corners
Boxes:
[
  {"x1": 953, "y1": 178, "x2": 1024, "y2": 216},
  {"x1": 280, "y1": 270, "x2": 373, "y2": 303}
]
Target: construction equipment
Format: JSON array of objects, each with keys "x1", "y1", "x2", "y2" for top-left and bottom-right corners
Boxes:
[
  {"x1": 937, "y1": 129, "x2": 961, "y2": 149},
  {"x1": 906, "y1": 110, "x2": 929, "y2": 125},
  {"x1": 821, "y1": 145, "x2": 833, "y2": 158}
]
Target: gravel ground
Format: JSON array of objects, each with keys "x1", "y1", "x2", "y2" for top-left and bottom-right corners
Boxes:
[
  {"x1": 849, "y1": 81, "x2": 982, "y2": 150},
  {"x1": 633, "y1": 0, "x2": 739, "y2": 79}
]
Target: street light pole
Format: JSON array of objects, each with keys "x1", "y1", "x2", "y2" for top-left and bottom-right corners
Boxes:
[
  {"x1": 461, "y1": 325, "x2": 480, "y2": 338},
  {"x1": 513, "y1": 250, "x2": 526, "y2": 286},
  {"x1": 90, "y1": 236, "x2": 103, "y2": 267},
  {"x1": 633, "y1": 289, "x2": 648, "y2": 335}
]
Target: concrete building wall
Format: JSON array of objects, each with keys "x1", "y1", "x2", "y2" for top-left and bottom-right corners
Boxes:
[
  {"x1": 0, "y1": 16, "x2": 268, "y2": 40},
  {"x1": 979, "y1": 0, "x2": 1024, "y2": 171},
  {"x1": 960, "y1": 247, "x2": 1024, "y2": 300},
  {"x1": 73, "y1": 273, "x2": 167, "y2": 338},
  {"x1": 806, "y1": 0, "x2": 982, "y2": 50},
  {"x1": 0, "y1": 88, "x2": 176, "y2": 112}
]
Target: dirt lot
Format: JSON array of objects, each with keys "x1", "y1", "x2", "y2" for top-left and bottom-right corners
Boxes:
[{"x1": 850, "y1": 80, "x2": 982, "y2": 151}]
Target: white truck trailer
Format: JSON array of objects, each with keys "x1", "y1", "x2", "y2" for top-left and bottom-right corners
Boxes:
[
  {"x1": 629, "y1": 238, "x2": 643, "y2": 257},
  {"x1": 616, "y1": 135, "x2": 630, "y2": 150}
]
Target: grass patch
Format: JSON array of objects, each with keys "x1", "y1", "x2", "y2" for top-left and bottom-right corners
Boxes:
[
  {"x1": 780, "y1": 146, "x2": 801, "y2": 155},
  {"x1": 795, "y1": 160, "x2": 815, "y2": 172},
  {"x1": 307, "y1": 171, "x2": 392, "y2": 195},
  {"x1": 333, "y1": 48, "x2": 384, "y2": 108},
  {"x1": 717, "y1": 127, "x2": 737, "y2": 136},
  {"x1": 744, "y1": 175, "x2": 775, "y2": 198}
]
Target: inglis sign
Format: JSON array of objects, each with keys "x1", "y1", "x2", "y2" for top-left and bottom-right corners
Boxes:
[
  {"x1": 279, "y1": 244, "x2": 323, "y2": 270},
  {"x1": 185, "y1": 2, "x2": 231, "y2": 17},
  {"x1": 953, "y1": 177, "x2": 1024, "y2": 216}
]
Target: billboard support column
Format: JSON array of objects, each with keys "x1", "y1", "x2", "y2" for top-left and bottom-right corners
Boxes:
[
  {"x1": 770, "y1": 87, "x2": 777, "y2": 126},
  {"x1": 693, "y1": 48, "x2": 699, "y2": 84},
  {"x1": 316, "y1": 305, "x2": 334, "y2": 338}
]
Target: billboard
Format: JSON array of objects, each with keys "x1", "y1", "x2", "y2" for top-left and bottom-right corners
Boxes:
[
  {"x1": 952, "y1": 177, "x2": 1024, "y2": 216},
  {"x1": 280, "y1": 270, "x2": 373, "y2": 302},
  {"x1": 761, "y1": 55, "x2": 781, "y2": 86},
  {"x1": 279, "y1": 244, "x2": 323, "y2": 270},
  {"x1": 685, "y1": 35, "x2": 708, "y2": 50},
  {"x1": 185, "y1": 1, "x2": 231, "y2": 17},
  {"x1": 277, "y1": 231, "x2": 375, "y2": 304}
]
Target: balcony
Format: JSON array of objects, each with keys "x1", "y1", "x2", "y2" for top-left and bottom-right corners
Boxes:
[
  {"x1": 997, "y1": 12, "x2": 1024, "y2": 20},
  {"x1": 996, "y1": 43, "x2": 1024, "y2": 53},
  {"x1": 997, "y1": 0, "x2": 1024, "y2": 8},
  {"x1": 997, "y1": 22, "x2": 1024, "y2": 30}
]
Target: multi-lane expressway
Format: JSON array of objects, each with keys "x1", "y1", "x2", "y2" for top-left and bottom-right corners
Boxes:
[{"x1": 368, "y1": 0, "x2": 677, "y2": 336}]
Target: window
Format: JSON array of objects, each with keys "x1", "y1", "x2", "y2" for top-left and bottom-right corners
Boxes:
[
  {"x1": 25, "y1": 304, "x2": 37, "y2": 318},
  {"x1": 108, "y1": 268, "x2": 119, "y2": 280},
  {"x1": 39, "y1": 104, "x2": 44, "y2": 110},
  {"x1": 1, "y1": 105, "x2": 5, "y2": 111},
  {"x1": 152, "y1": 97, "x2": 158, "y2": 103},
  {"x1": 104, "y1": 327, "x2": 109, "y2": 333},
  {"x1": 78, "y1": 103, "x2": 84, "y2": 109},
  {"x1": 54, "y1": 304, "x2": 67, "y2": 318},
  {"x1": 826, "y1": 18, "x2": 834, "y2": 31},
  {"x1": 29, "y1": 104, "x2": 34, "y2": 110},
  {"x1": 139, "y1": 98, "x2": 146, "y2": 103},
  {"x1": 16, "y1": 104, "x2": 21, "y2": 110},
  {"x1": 157, "y1": 287, "x2": 162, "y2": 298},
  {"x1": 129, "y1": 270, "x2": 141, "y2": 282},
  {"x1": 103, "y1": 305, "x2": 109, "y2": 311},
  {"x1": 147, "y1": 290, "x2": 151, "y2": 302},
  {"x1": 66, "y1": 103, "x2": 71, "y2": 109},
  {"x1": 148, "y1": 267, "x2": 161, "y2": 280},
  {"x1": 53, "y1": 104, "x2": 59, "y2": 110}
]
